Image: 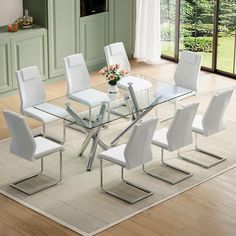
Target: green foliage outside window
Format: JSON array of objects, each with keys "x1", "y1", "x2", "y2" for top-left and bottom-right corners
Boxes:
[
  {"x1": 184, "y1": 37, "x2": 213, "y2": 52},
  {"x1": 161, "y1": 0, "x2": 236, "y2": 52}
]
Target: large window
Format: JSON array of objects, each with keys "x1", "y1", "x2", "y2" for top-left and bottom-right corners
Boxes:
[
  {"x1": 217, "y1": 0, "x2": 236, "y2": 75},
  {"x1": 161, "y1": 0, "x2": 176, "y2": 58},
  {"x1": 161, "y1": 0, "x2": 236, "y2": 78}
]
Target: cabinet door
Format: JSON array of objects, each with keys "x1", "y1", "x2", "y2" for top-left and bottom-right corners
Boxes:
[
  {"x1": 109, "y1": 0, "x2": 135, "y2": 56},
  {"x1": 0, "y1": 38, "x2": 12, "y2": 93},
  {"x1": 80, "y1": 13, "x2": 109, "y2": 68},
  {"x1": 11, "y1": 29, "x2": 48, "y2": 88},
  {"x1": 48, "y1": 0, "x2": 77, "y2": 78}
]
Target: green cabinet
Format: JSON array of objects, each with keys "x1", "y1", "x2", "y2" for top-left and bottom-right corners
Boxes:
[
  {"x1": 109, "y1": 0, "x2": 135, "y2": 56},
  {"x1": 47, "y1": 0, "x2": 77, "y2": 78},
  {"x1": 0, "y1": 38, "x2": 12, "y2": 93},
  {"x1": 24, "y1": 0, "x2": 135, "y2": 73},
  {"x1": 11, "y1": 29, "x2": 48, "y2": 88},
  {"x1": 0, "y1": 0, "x2": 136, "y2": 95},
  {"x1": 80, "y1": 13, "x2": 109, "y2": 68},
  {"x1": 0, "y1": 27, "x2": 48, "y2": 93}
]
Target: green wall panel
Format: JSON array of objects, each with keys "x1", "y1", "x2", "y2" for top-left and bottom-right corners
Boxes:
[
  {"x1": 11, "y1": 29, "x2": 48, "y2": 88},
  {"x1": 48, "y1": 0, "x2": 77, "y2": 78},
  {"x1": 109, "y1": 0, "x2": 135, "y2": 56},
  {"x1": 0, "y1": 38, "x2": 12, "y2": 93},
  {"x1": 80, "y1": 13, "x2": 108, "y2": 67},
  {"x1": 0, "y1": 0, "x2": 136, "y2": 95}
]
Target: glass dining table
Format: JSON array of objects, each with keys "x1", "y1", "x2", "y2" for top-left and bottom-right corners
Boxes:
[{"x1": 34, "y1": 74, "x2": 193, "y2": 171}]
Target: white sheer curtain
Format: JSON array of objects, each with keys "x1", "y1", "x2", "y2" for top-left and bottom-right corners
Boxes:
[{"x1": 134, "y1": 0, "x2": 161, "y2": 64}]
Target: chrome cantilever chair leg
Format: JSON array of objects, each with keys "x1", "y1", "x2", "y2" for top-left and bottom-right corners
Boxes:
[
  {"x1": 178, "y1": 132, "x2": 227, "y2": 168},
  {"x1": 63, "y1": 119, "x2": 66, "y2": 143},
  {"x1": 107, "y1": 102, "x2": 111, "y2": 122},
  {"x1": 89, "y1": 107, "x2": 92, "y2": 127},
  {"x1": 143, "y1": 148, "x2": 193, "y2": 185},
  {"x1": 41, "y1": 119, "x2": 66, "y2": 144},
  {"x1": 109, "y1": 94, "x2": 134, "y2": 120},
  {"x1": 10, "y1": 151, "x2": 63, "y2": 195},
  {"x1": 100, "y1": 159, "x2": 153, "y2": 204}
]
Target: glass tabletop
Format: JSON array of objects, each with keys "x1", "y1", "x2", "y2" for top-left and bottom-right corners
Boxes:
[{"x1": 34, "y1": 74, "x2": 193, "y2": 129}]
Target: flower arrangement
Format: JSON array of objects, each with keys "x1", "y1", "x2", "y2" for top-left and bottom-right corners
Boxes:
[{"x1": 99, "y1": 64, "x2": 129, "y2": 86}]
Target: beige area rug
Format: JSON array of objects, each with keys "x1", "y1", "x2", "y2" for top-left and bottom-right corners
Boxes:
[{"x1": 0, "y1": 109, "x2": 236, "y2": 236}]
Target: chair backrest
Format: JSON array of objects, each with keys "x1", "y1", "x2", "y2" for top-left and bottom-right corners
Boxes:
[
  {"x1": 124, "y1": 118, "x2": 158, "y2": 169},
  {"x1": 167, "y1": 103, "x2": 199, "y2": 151},
  {"x1": 174, "y1": 51, "x2": 202, "y2": 91},
  {"x1": 16, "y1": 66, "x2": 45, "y2": 112},
  {"x1": 63, "y1": 53, "x2": 90, "y2": 95},
  {"x1": 3, "y1": 111, "x2": 36, "y2": 161},
  {"x1": 202, "y1": 89, "x2": 233, "y2": 136},
  {"x1": 104, "y1": 42, "x2": 131, "y2": 72}
]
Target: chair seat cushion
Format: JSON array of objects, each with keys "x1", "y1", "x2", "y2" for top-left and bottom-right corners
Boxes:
[
  {"x1": 24, "y1": 106, "x2": 61, "y2": 123},
  {"x1": 118, "y1": 76, "x2": 152, "y2": 92},
  {"x1": 69, "y1": 89, "x2": 110, "y2": 107},
  {"x1": 97, "y1": 144, "x2": 127, "y2": 167},
  {"x1": 192, "y1": 114, "x2": 204, "y2": 134},
  {"x1": 152, "y1": 128, "x2": 169, "y2": 149},
  {"x1": 33, "y1": 137, "x2": 64, "y2": 160}
]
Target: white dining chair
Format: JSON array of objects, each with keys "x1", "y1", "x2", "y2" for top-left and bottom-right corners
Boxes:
[
  {"x1": 175, "y1": 51, "x2": 202, "y2": 91},
  {"x1": 3, "y1": 110, "x2": 64, "y2": 195},
  {"x1": 160, "y1": 51, "x2": 202, "y2": 122},
  {"x1": 179, "y1": 89, "x2": 233, "y2": 168},
  {"x1": 97, "y1": 118, "x2": 158, "y2": 204},
  {"x1": 63, "y1": 53, "x2": 110, "y2": 125},
  {"x1": 104, "y1": 42, "x2": 152, "y2": 101},
  {"x1": 16, "y1": 66, "x2": 68, "y2": 143},
  {"x1": 145, "y1": 103, "x2": 199, "y2": 185}
]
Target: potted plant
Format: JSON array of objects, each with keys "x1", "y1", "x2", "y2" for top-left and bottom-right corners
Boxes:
[{"x1": 99, "y1": 64, "x2": 128, "y2": 99}]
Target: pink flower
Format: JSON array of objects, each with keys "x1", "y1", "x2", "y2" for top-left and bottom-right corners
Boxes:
[
  {"x1": 120, "y1": 70, "x2": 125, "y2": 76},
  {"x1": 100, "y1": 65, "x2": 128, "y2": 83},
  {"x1": 109, "y1": 65, "x2": 115, "y2": 70},
  {"x1": 109, "y1": 74, "x2": 115, "y2": 80},
  {"x1": 99, "y1": 69, "x2": 105, "y2": 75},
  {"x1": 115, "y1": 64, "x2": 120, "y2": 69},
  {"x1": 99, "y1": 66, "x2": 108, "y2": 75}
]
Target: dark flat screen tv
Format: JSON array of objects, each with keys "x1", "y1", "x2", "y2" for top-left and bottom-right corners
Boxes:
[{"x1": 80, "y1": 0, "x2": 107, "y2": 17}]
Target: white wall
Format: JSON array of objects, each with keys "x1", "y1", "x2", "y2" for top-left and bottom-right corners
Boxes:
[{"x1": 0, "y1": 0, "x2": 23, "y2": 26}]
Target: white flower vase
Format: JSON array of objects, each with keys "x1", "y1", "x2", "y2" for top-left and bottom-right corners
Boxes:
[{"x1": 108, "y1": 84, "x2": 119, "y2": 100}]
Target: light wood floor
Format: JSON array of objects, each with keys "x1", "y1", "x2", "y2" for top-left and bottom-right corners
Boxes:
[{"x1": 0, "y1": 59, "x2": 236, "y2": 236}]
